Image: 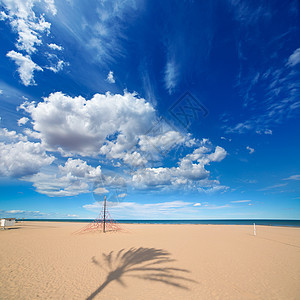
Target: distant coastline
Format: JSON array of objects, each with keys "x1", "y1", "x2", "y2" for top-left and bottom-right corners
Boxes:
[{"x1": 22, "y1": 219, "x2": 300, "y2": 227}]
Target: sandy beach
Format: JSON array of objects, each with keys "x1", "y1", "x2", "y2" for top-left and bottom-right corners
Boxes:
[{"x1": 0, "y1": 222, "x2": 299, "y2": 299}]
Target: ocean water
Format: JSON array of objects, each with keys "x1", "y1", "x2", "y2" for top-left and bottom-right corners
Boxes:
[{"x1": 23, "y1": 219, "x2": 300, "y2": 227}]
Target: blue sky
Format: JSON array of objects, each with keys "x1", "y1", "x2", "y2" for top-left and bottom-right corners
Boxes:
[{"x1": 0, "y1": 0, "x2": 299, "y2": 220}]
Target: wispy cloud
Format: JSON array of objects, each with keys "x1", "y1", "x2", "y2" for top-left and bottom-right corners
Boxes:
[
  {"x1": 286, "y1": 48, "x2": 300, "y2": 67},
  {"x1": 83, "y1": 200, "x2": 230, "y2": 219},
  {"x1": 164, "y1": 59, "x2": 179, "y2": 95},
  {"x1": 283, "y1": 174, "x2": 300, "y2": 181},
  {"x1": 0, "y1": 0, "x2": 64, "y2": 85},
  {"x1": 230, "y1": 200, "x2": 251, "y2": 203},
  {"x1": 258, "y1": 183, "x2": 287, "y2": 191}
]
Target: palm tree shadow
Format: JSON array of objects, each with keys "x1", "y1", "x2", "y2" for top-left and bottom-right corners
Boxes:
[{"x1": 87, "y1": 247, "x2": 196, "y2": 300}]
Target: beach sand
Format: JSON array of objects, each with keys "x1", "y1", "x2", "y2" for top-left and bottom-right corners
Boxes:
[{"x1": 0, "y1": 222, "x2": 299, "y2": 299}]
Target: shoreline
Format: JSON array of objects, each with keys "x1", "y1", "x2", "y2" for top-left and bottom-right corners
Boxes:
[{"x1": 17, "y1": 219, "x2": 300, "y2": 228}]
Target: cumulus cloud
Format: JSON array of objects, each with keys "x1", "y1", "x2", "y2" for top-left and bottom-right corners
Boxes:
[
  {"x1": 138, "y1": 130, "x2": 185, "y2": 155},
  {"x1": 17, "y1": 117, "x2": 29, "y2": 126},
  {"x1": 94, "y1": 187, "x2": 109, "y2": 195},
  {"x1": 22, "y1": 158, "x2": 126, "y2": 197},
  {"x1": 106, "y1": 71, "x2": 115, "y2": 83},
  {"x1": 246, "y1": 146, "x2": 255, "y2": 154},
  {"x1": 132, "y1": 139, "x2": 227, "y2": 190},
  {"x1": 59, "y1": 158, "x2": 101, "y2": 179},
  {"x1": 24, "y1": 158, "x2": 102, "y2": 197},
  {"x1": 287, "y1": 48, "x2": 300, "y2": 67},
  {"x1": 6, "y1": 50, "x2": 43, "y2": 86},
  {"x1": 48, "y1": 43, "x2": 63, "y2": 51},
  {"x1": 0, "y1": 128, "x2": 55, "y2": 177},
  {"x1": 20, "y1": 91, "x2": 156, "y2": 158},
  {"x1": 6, "y1": 90, "x2": 227, "y2": 196}
]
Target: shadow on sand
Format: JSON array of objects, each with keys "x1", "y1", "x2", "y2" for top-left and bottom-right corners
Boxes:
[
  {"x1": 0, "y1": 226, "x2": 22, "y2": 231},
  {"x1": 87, "y1": 247, "x2": 196, "y2": 300}
]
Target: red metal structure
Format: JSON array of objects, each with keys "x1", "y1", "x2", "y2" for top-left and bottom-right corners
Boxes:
[{"x1": 75, "y1": 196, "x2": 123, "y2": 234}]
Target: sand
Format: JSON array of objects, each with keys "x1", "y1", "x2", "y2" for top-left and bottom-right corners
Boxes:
[{"x1": 0, "y1": 222, "x2": 299, "y2": 299}]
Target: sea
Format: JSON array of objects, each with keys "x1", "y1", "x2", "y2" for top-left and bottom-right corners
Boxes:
[{"x1": 23, "y1": 219, "x2": 300, "y2": 227}]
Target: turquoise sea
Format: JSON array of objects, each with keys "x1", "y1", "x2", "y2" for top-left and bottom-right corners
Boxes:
[{"x1": 23, "y1": 219, "x2": 300, "y2": 227}]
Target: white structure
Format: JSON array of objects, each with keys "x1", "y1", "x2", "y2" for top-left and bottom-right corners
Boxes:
[
  {"x1": 1, "y1": 218, "x2": 16, "y2": 229},
  {"x1": 253, "y1": 223, "x2": 256, "y2": 236}
]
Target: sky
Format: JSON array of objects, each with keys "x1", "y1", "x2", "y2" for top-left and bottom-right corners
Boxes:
[{"x1": 0, "y1": 0, "x2": 299, "y2": 220}]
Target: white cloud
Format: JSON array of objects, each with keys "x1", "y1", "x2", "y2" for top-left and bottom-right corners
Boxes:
[
  {"x1": 118, "y1": 193, "x2": 127, "y2": 198},
  {"x1": 193, "y1": 203, "x2": 201, "y2": 206},
  {"x1": 0, "y1": 128, "x2": 55, "y2": 177},
  {"x1": 138, "y1": 130, "x2": 185, "y2": 155},
  {"x1": 256, "y1": 129, "x2": 272, "y2": 135},
  {"x1": 22, "y1": 158, "x2": 126, "y2": 197},
  {"x1": 4, "y1": 209, "x2": 48, "y2": 217},
  {"x1": 6, "y1": 209, "x2": 24, "y2": 213},
  {"x1": 24, "y1": 158, "x2": 102, "y2": 197},
  {"x1": 258, "y1": 183, "x2": 287, "y2": 191},
  {"x1": 106, "y1": 71, "x2": 115, "y2": 83},
  {"x1": 132, "y1": 140, "x2": 227, "y2": 190},
  {"x1": 67, "y1": 214, "x2": 79, "y2": 218},
  {"x1": 0, "y1": 128, "x2": 27, "y2": 141},
  {"x1": 59, "y1": 158, "x2": 101, "y2": 179},
  {"x1": 46, "y1": 59, "x2": 67, "y2": 73},
  {"x1": 20, "y1": 91, "x2": 156, "y2": 159},
  {"x1": 24, "y1": 172, "x2": 90, "y2": 197},
  {"x1": 94, "y1": 187, "x2": 109, "y2": 195},
  {"x1": 6, "y1": 50, "x2": 43, "y2": 86},
  {"x1": 164, "y1": 59, "x2": 178, "y2": 94},
  {"x1": 1, "y1": 0, "x2": 56, "y2": 54},
  {"x1": 220, "y1": 136, "x2": 232, "y2": 142},
  {"x1": 287, "y1": 48, "x2": 300, "y2": 67},
  {"x1": 283, "y1": 174, "x2": 300, "y2": 181},
  {"x1": 230, "y1": 200, "x2": 251, "y2": 203},
  {"x1": 264, "y1": 129, "x2": 272, "y2": 135},
  {"x1": 48, "y1": 43, "x2": 63, "y2": 51},
  {"x1": 1, "y1": 0, "x2": 63, "y2": 85},
  {"x1": 201, "y1": 204, "x2": 230, "y2": 210},
  {"x1": 83, "y1": 200, "x2": 193, "y2": 216},
  {"x1": 45, "y1": 53, "x2": 68, "y2": 73},
  {"x1": 122, "y1": 151, "x2": 148, "y2": 167},
  {"x1": 246, "y1": 146, "x2": 255, "y2": 154},
  {"x1": 226, "y1": 122, "x2": 253, "y2": 134},
  {"x1": 17, "y1": 117, "x2": 29, "y2": 126},
  {"x1": 84, "y1": 200, "x2": 230, "y2": 219}
]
